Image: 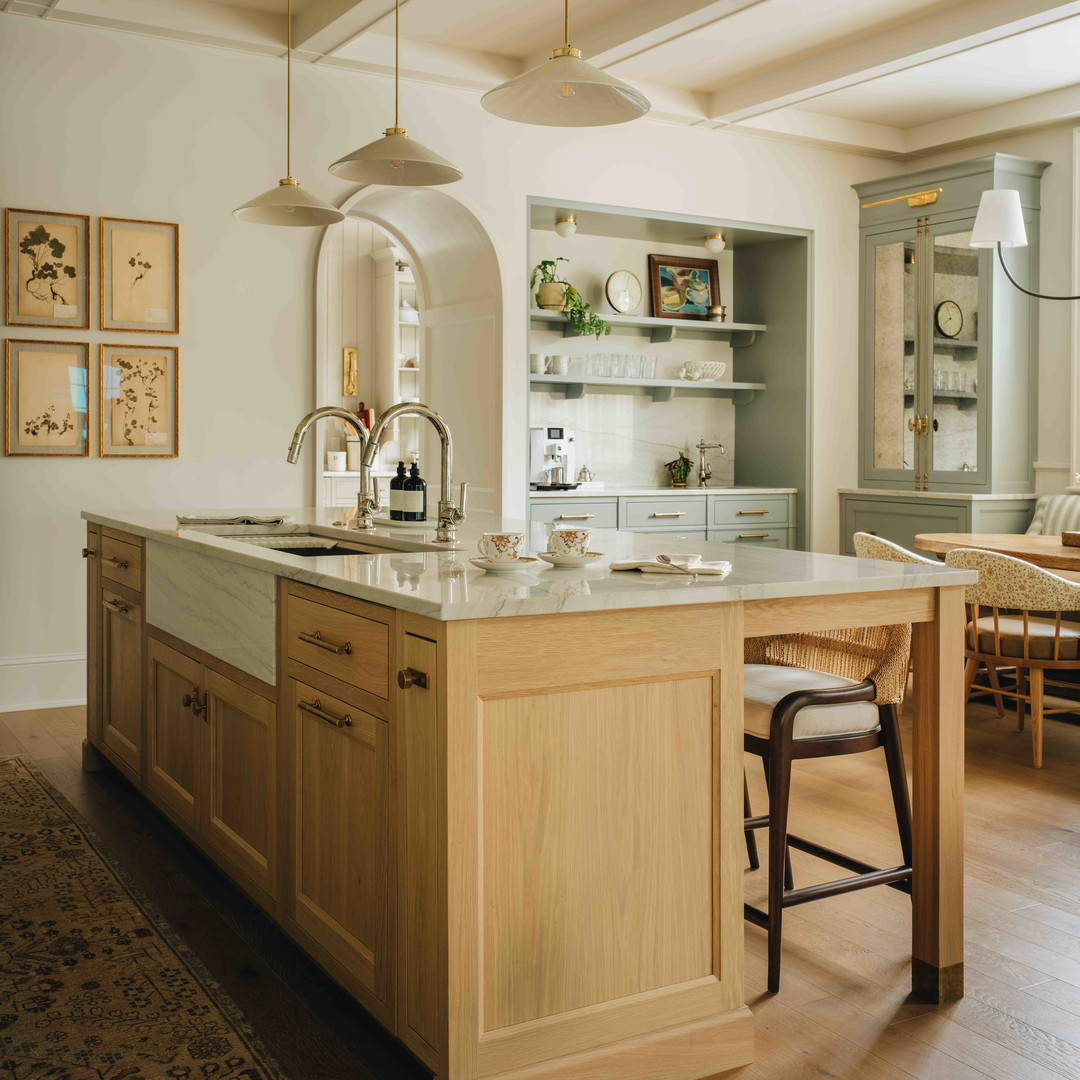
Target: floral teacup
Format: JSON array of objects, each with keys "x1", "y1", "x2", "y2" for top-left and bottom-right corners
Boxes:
[
  {"x1": 478, "y1": 531, "x2": 525, "y2": 563},
  {"x1": 549, "y1": 528, "x2": 591, "y2": 558}
]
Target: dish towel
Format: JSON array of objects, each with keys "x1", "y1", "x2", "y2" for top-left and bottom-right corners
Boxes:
[
  {"x1": 609, "y1": 555, "x2": 732, "y2": 576},
  {"x1": 176, "y1": 514, "x2": 293, "y2": 527}
]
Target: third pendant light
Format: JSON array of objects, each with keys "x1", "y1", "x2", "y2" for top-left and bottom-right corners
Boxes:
[{"x1": 329, "y1": 0, "x2": 462, "y2": 186}]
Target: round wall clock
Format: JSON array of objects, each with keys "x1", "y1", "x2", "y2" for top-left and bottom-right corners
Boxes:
[
  {"x1": 935, "y1": 300, "x2": 963, "y2": 338},
  {"x1": 605, "y1": 270, "x2": 642, "y2": 314}
]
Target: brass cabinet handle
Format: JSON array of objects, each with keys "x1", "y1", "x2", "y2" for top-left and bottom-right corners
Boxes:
[
  {"x1": 557, "y1": 514, "x2": 594, "y2": 520},
  {"x1": 737, "y1": 533, "x2": 770, "y2": 539},
  {"x1": 103, "y1": 556, "x2": 130, "y2": 570},
  {"x1": 82, "y1": 548, "x2": 96, "y2": 558},
  {"x1": 299, "y1": 698, "x2": 352, "y2": 728},
  {"x1": 651, "y1": 511, "x2": 686, "y2": 518},
  {"x1": 737, "y1": 509, "x2": 769, "y2": 515},
  {"x1": 182, "y1": 688, "x2": 208, "y2": 718},
  {"x1": 397, "y1": 668, "x2": 429, "y2": 690},
  {"x1": 101, "y1": 597, "x2": 130, "y2": 615},
  {"x1": 298, "y1": 629, "x2": 352, "y2": 655}
]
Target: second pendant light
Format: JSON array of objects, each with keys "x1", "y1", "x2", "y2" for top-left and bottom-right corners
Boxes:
[{"x1": 329, "y1": 0, "x2": 462, "y2": 186}]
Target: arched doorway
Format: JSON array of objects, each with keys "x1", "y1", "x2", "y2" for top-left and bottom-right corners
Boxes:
[{"x1": 314, "y1": 185, "x2": 503, "y2": 515}]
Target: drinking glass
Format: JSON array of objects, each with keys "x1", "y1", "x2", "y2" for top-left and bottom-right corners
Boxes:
[
  {"x1": 624, "y1": 355, "x2": 641, "y2": 379},
  {"x1": 641, "y1": 356, "x2": 655, "y2": 379}
]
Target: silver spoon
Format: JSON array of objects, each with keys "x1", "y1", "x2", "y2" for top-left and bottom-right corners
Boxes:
[{"x1": 656, "y1": 553, "x2": 697, "y2": 579}]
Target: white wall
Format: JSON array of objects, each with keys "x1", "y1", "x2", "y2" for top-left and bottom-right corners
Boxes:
[{"x1": 0, "y1": 16, "x2": 900, "y2": 708}]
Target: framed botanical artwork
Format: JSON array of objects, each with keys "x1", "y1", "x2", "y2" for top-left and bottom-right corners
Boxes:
[
  {"x1": 5, "y1": 209, "x2": 90, "y2": 329},
  {"x1": 100, "y1": 344, "x2": 178, "y2": 457},
  {"x1": 648, "y1": 254, "x2": 721, "y2": 321},
  {"x1": 100, "y1": 217, "x2": 179, "y2": 333},
  {"x1": 4, "y1": 339, "x2": 89, "y2": 456}
]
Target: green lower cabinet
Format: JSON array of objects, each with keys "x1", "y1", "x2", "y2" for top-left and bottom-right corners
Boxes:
[
  {"x1": 708, "y1": 526, "x2": 792, "y2": 549},
  {"x1": 840, "y1": 493, "x2": 1036, "y2": 557}
]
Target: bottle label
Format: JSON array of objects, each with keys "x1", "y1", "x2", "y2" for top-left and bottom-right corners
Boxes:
[{"x1": 402, "y1": 491, "x2": 424, "y2": 515}]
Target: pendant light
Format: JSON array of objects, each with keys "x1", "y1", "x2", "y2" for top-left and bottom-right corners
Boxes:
[
  {"x1": 233, "y1": 0, "x2": 344, "y2": 226},
  {"x1": 329, "y1": 0, "x2": 463, "y2": 186},
  {"x1": 481, "y1": 0, "x2": 649, "y2": 127}
]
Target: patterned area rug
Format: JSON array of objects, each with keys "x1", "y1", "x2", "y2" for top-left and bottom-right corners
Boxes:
[{"x1": 0, "y1": 756, "x2": 286, "y2": 1080}]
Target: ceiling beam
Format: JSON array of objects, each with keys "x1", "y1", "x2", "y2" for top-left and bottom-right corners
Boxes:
[
  {"x1": 292, "y1": 0, "x2": 410, "y2": 57},
  {"x1": 707, "y1": 0, "x2": 1080, "y2": 122}
]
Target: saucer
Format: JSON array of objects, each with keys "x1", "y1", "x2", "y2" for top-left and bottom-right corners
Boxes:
[
  {"x1": 469, "y1": 556, "x2": 538, "y2": 574},
  {"x1": 538, "y1": 551, "x2": 605, "y2": 568}
]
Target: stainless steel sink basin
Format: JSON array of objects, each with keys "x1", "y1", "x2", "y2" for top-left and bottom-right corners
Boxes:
[{"x1": 182, "y1": 524, "x2": 457, "y2": 554}]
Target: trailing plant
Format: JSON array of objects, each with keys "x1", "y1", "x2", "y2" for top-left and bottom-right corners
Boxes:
[{"x1": 529, "y1": 258, "x2": 611, "y2": 340}]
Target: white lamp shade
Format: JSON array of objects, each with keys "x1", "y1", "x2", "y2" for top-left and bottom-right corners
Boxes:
[
  {"x1": 329, "y1": 130, "x2": 463, "y2": 186},
  {"x1": 554, "y1": 217, "x2": 577, "y2": 237},
  {"x1": 704, "y1": 234, "x2": 726, "y2": 253},
  {"x1": 970, "y1": 188, "x2": 1028, "y2": 248},
  {"x1": 481, "y1": 52, "x2": 649, "y2": 127},
  {"x1": 233, "y1": 179, "x2": 345, "y2": 227}
]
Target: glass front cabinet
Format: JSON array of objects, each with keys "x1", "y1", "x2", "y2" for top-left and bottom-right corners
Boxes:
[{"x1": 855, "y1": 154, "x2": 1047, "y2": 494}]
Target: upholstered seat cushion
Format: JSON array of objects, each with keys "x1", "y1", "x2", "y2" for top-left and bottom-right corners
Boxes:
[
  {"x1": 1026, "y1": 493, "x2": 1080, "y2": 536},
  {"x1": 744, "y1": 664, "x2": 881, "y2": 741},
  {"x1": 969, "y1": 615, "x2": 1080, "y2": 661}
]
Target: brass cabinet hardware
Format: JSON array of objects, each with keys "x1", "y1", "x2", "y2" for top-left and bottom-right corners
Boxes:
[
  {"x1": 101, "y1": 597, "x2": 130, "y2": 615},
  {"x1": 299, "y1": 698, "x2": 352, "y2": 727},
  {"x1": 737, "y1": 509, "x2": 769, "y2": 515},
  {"x1": 397, "y1": 668, "x2": 429, "y2": 690},
  {"x1": 82, "y1": 548, "x2": 96, "y2": 558},
  {"x1": 183, "y1": 688, "x2": 208, "y2": 718},
  {"x1": 737, "y1": 533, "x2": 770, "y2": 539},
  {"x1": 861, "y1": 187, "x2": 942, "y2": 209},
  {"x1": 103, "y1": 556, "x2": 130, "y2": 570},
  {"x1": 651, "y1": 511, "x2": 686, "y2": 518},
  {"x1": 557, "y1": 514, "x2": 594, "y2": 520},
  {"x1": 298, "y1": 629, "x2": 352, "y2": 655}
]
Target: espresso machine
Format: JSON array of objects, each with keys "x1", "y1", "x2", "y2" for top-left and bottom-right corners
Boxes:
[{"x1": 529, "y1": 426, "x2": 577, "y2": 489}]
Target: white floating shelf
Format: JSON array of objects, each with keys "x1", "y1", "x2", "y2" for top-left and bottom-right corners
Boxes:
[
  {"x1": 530, "y1": 308, "x2": 765, "y2": 345},
  {"x1": 530, "y1": 373, "x2": 766, "y2": 403}
]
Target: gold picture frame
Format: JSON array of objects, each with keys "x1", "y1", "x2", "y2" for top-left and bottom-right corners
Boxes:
[
  {"x1": 5, "y1": 338, "x2": 90, "y2": 457},
  {"x1": 99, "y1": 343, "x2": 179, "y2": 457},
  {"x1": 100, "y1": 217, "x2": 179, "y2": 333},
  {"x1": 5, "y1": 209, "x2": 91, "y2": 330}
]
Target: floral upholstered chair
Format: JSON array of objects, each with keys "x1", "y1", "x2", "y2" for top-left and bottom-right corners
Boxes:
[{"x1": 853, "y1": 532, "x2": 937, "y2": 565}]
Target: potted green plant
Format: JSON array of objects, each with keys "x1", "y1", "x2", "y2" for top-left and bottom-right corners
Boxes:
[
  {"x1": 530, "y1": 258, "x2": 612, "y2": 340},
  {"x1": 664, "y1": 451, "x2": 694, "y2": 488}
]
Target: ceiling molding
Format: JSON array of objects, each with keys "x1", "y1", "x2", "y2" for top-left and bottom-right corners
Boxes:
[{"x1": 292, "y1": 0, "x2": 407, "y2": 57}]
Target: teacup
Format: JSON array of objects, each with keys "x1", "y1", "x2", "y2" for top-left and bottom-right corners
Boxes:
[
  {"x1": 550, "y1": 527, "x2": 591, "y2": 558},
  {"x1": 478, "y1": 531, "x2": 525, "y2": 563}
]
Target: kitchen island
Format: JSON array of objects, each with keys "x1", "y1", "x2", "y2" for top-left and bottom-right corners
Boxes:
[{"x1": 81, "y1": 507, "x2": 973, "y2": 1080}]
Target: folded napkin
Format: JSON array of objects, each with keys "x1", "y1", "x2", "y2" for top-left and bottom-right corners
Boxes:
[
  {"x1": 609, "y1": 555, "x2": 732, "y2": 576},
  {"x1": 176, "y1": 514, "x2": 293, "y2": 527}
]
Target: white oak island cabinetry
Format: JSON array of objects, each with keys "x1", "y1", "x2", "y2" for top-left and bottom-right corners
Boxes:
[{"x1": 82, "y1": 508, "x2": 974, "y2": 1080}]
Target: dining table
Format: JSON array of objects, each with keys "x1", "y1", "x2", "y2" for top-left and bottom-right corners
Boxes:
[{"x1": 915, "y1": 532, "x2": 1080, "y2": 572}]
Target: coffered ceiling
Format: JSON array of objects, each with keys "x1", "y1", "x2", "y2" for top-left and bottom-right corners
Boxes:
[{"x1": 5, "y1": 0, "x2": 1080, "y2": 158}]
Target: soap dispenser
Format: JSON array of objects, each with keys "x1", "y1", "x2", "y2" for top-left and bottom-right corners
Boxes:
[
  {"x1": 389, "y1": 461, "x2": 407, "y2": 521},
  {"x1": 404, "y1": 461, "x2": 427, "y2": 523}
]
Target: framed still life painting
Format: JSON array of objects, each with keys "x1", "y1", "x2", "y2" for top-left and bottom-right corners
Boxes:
[
  {"x1": 648, "y1": 254, "x2": 721, "y2": 321},
  {"x1": 100, "y1": 217, "x2": 179, "y2": 333},
  {"x1": 5, "y1": 339, "x2": 89, "y2": 456},
  {"x1": 5, "y1": 209, "x2": 90, "y2": 330},
  {"x1": 100, "y1": 344, "x2": 178, "y2": 457}
]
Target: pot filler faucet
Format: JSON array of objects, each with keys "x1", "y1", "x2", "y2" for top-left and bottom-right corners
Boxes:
[{"x1": 287, "y1": 401, "x2": 467, "y2": 544}]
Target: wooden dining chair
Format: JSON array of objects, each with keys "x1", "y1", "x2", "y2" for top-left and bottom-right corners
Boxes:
[
  {"x1": 945, "y1": 548, "x2": 1080, "y2": 767},
  {"x1": 743, "y1": 623, "x2": 913, "y2": 993}
]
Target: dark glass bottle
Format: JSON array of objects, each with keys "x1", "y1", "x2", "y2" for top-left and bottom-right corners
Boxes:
[
  {"x1": 389, "y1": 461, "x2": 407, "y2": 521},
  {"x1": 403, "y1": 461, "x2": 427, "y2": 522}
]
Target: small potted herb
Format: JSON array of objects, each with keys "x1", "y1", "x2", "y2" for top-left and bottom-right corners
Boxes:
[
  {"x1": 664, "y1": 451, "x2": 694, "y2": 488},
  {"x1": 530, "y1": 258, "x2": 612, "y2": 340}
]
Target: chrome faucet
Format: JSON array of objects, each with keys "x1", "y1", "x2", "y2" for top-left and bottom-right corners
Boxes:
[
  {"x1": 695, "y1": 437, "x2": 726, "y2": 488},
  {"x1": 362, "y1": 402, "x2": 467, "y2": 543},
  {"x1": 286, "y1": 407, "x2": 379, "y2": 530}
]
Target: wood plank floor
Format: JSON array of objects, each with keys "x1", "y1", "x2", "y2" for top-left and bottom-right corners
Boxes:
[{"x1": 3, "y1": 700, "x2": 1079, "y2": 1080}]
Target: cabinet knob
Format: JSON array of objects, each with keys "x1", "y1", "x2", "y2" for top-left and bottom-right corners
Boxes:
[
  {"x1": 183, "y1": 688, "x2": 207, "y2": 718},
  {"x1": 82, "y1": 548, "x2": 96, "y2": 558},
  {"x1": 397, "y1": 668, "x2": 429, "y2": 690}
]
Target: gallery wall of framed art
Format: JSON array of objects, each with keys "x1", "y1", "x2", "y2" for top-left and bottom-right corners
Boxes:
[{"x1": 3, "y1": 208, "x2": 180, "y2": 458}]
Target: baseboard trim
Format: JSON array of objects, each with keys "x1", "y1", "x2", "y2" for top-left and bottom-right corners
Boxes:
[
  {"x1": 0, "y1": 696, "x2": 87, "y2": 714},
  {"x1": 0, "y1": 651, "x2": 86, "y2": 668},
  {"x1": 0, "y1": 652, "x2": 87, "y2": 713}
]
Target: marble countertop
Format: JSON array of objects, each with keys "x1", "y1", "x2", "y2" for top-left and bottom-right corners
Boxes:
[
  {"x1": 83, "y1": 507, "x2": 974, "y2": 621},
  {"x1": 839, "y1": 488, "x2": 1037, "y2": 502},
  {"x1": 529, "y1": 486, "x2": 797, "y2": 498}
]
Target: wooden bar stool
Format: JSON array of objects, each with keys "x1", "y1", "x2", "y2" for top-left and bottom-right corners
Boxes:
[{"x1": 743, "y1": 624, "x2": 914, "y2": 993}]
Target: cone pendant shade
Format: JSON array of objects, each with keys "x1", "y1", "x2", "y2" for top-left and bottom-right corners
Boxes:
[
  {"x1": 234, "y1": 178, "x2": 345, "y2": 226},
  {"x1": 482, "y1": 48, "x2": 649, "y2": 127},
  {"x1": 329, "y1": 127, "x2": 463, "y2": 186}
]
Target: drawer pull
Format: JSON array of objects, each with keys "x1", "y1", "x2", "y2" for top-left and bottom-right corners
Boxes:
[
  {"x1": 299, "y1": 698, "x2": 352, "y2": 728},
  {"x1": 397, "y1": 668, "x2": 429, "y2": 690},
  {"x1": 651, "y1": 511, "x2": 686, "y2": 518},
  {"x1": 738, "y1": 533, "x2": 770, "y2": 540},
  {"x1": 737, "y1": 509, "x2": 769, "y2": 515},
  {"x1": 82, "y1": 548, "x2": 96, "y2": 558},
  {"x1": 298, "y1": 629, "x2": 352, "y2": 655},
  {"x1": 182, "y1": 688, "x2": 208, "y2": 719},
  {"x1": 557, "y1": 514, "x2": 594, "y2": 520},
  {"x1": 104, "y1": 556, "x2": 130, "y2": 570},
  {"x1": 101, "y1": 597, "x2": 130, "y2": 615}
]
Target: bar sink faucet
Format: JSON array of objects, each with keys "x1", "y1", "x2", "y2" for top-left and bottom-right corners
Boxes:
[
  {"x1": 695, "y1": 437, "x2": 726, "y2": 488},
  {"x1": 286, "y1": 407, "x2": 379, "y2": 529},
  {"x1": 362, "y1": 402, "x2": 467, "y2": 543}
]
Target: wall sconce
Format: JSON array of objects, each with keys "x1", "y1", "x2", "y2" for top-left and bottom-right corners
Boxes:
[
  {"x1": 704, "y1": 234, "x2": 726, "y2": 253},
  {"x1": 555, "y1": 215, "x2": 577, "y2": 238}
]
